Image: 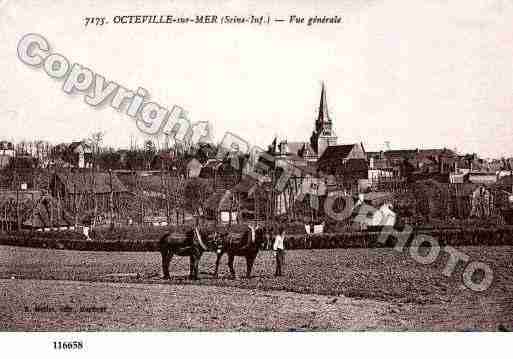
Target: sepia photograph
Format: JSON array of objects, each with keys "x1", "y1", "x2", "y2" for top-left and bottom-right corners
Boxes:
[{"x1": 0, "y1": 0, "x2": 512, "y2": 356}]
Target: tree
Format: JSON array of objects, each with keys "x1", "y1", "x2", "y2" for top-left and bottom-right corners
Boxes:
[
  {"x1": 88, "y1": 131, "x2": 105, "y2": 152},
  {"x1": 88, "y1": 131, "x2": 105, "y2": 166},
  {"x1": 144, "y1": 140, "x2": 156, "y2": 169}
]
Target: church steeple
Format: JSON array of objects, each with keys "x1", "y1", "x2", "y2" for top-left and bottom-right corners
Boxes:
[
  {"x1": 310, "y1": 82, "x2": 337, "y2": 157},
  {"x1": 317, "y1": 81, "x2": 331, "y2": 127}
]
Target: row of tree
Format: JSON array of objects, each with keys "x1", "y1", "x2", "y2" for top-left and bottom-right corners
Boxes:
[{"x1": 2, "y1": 131, "x2": 225, "y2": 172}]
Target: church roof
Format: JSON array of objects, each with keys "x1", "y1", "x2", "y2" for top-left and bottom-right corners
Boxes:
[{"x1": 319, "y1": 144, "x2": 358, "y2": 162}]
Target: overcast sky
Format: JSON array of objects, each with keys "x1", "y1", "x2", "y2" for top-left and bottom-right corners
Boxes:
[{"x1": 1, "y1": 0, "x2": 512, "y2": 157}]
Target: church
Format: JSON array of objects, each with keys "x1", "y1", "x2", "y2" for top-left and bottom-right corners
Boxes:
[
  {"x1": 309, "y1": 82, "x2": 339, "y2": 157},
  {"x1": 268, "y1": 82, "x2": 338, "y2": 166},
  {"x1": 265, "y1": 82, "x2": 368, "y2": 191},
  {"x1": 269, "y1": 82, "x2": 365, "y2": 165}
]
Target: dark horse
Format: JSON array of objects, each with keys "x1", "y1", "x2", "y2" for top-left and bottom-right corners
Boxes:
[
  {"x1": 213, "y1": 224, "x2": 266, "y2": 278},
  {"x1": 159, "y1": 226, "x2": 215, "y2": 280}
]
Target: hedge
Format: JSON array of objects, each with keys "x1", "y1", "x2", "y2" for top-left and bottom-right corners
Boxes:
[{"x1": 1, "y1": 227, "x2": 513, "y2": 252}]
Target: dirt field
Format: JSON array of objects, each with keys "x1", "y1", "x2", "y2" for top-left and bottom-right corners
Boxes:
[{"x1": 1, "y1": 245, "x2": 512, "y2": 330}]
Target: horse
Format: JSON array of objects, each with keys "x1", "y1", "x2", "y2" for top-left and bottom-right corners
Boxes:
[
  {"x1": 213, "y1": 224, "x2": 266, "y2": 279},
  {"x1": 159, "y1": 226, "x2": 216, "y2": 280}
]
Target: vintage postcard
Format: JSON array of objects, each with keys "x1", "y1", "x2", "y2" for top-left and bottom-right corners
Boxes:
[{"x1": 0, "y1": 0, "x2": 512, "y2": 356}]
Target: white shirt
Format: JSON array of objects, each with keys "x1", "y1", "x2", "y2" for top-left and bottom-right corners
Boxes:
[{"x1": 273, "y1": 234, "x2": 284, "y2": 250}]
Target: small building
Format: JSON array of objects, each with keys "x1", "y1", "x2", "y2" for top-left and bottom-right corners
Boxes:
[
  {"x1": 354, "y1": 202, "x2": 397, "y2": 229},
  {"x1": 0, "y1": 141, "x2": 15, "y2": 157},
  {"x1": 49, "y1": 171, "x2": 130, "y2": 214},
  {"x1": 468, "y1": 172, "x2": 497, "y2": 185},
  {"x1": 232, "y1": 176, "x2": 264, "y2": 220},
  {"x1": 317, "y1": 143, "x2": 368, "y2": 192},
  {"x1": 268, "y1": 139, "x2": 318, "y2": 167},
  {"x1": 195, "y1": 143, "x2": 218, "y2": 164},
  {"x1": 151, "y1": 152, "x2": 176, "y2": 170},
  {"x1": 23, "y1": 196, "x2": 75, "y2": 231},
  {"x1": 53, "y1": 142, "x2": 93, "y2": 169},
  {"x1": 7, "y1": 155, "x2": 38, "y2": 169},
  {"x1": 68, "y1": 141, "x2": 93, "y2": 169},
  {"x1": 0, "y1": 190, "x2": 74, "y2": 231},
  {"x1": 204, "y1": 189, "x2": 238, "y2": 223},
  {"x1": 470, "y1": 185, "x2": 494, "y2": 218},
  {"x1": 199, "y1": 159, "x2": 223, "y2": 178},
  {"x1": 449, "y1": 172, "x2": 467, "y2": 184},
  {"x1": 0, "y1": 155, "x2": 11, "y2": 169},
  {"x1": 199, "y1": 158, "x2": 240, "y2": 190}
]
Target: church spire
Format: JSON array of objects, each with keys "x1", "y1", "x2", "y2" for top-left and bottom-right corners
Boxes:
[{"x1": 317, "y1": 81, "x2": 330, "y2": 125}]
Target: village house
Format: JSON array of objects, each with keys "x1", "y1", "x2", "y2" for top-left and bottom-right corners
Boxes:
[
  {"x1": 0, "y1": 189, "x2": 74, "y2": 231},
  {"x1": 0, "y1": 141, "x2": 15, "y2": 157},
  {"x1": 317, "y1": 143, "x2": 368, "y2": 191},
  {"x1": 49, "y1": 171, "x2": 130, "y2": 217},
  {"x1": 448, "y1": 155, "x2": 510, "y2": 185},
  {"x1": 195, "y1": 142, "x2": 218, "y2": 164},
  {"x1": 467, "y1": 172, "x2": 498, "y2": 185},
  {"x1": 52, "y1": 141, "x2": 93, "y2": 169},
  {"x1": 204, "y1": 189, "x2": 239, "y2": 223},
  {"x1": 0, "y1": 141, "x2": 16, "y2": 169},
  {"x1": 351, "y1": 192, "x2": 397, "y2": 230},
  {"x1": 371, "y1": 148, "x2": 458, "y2": 178},
  {"x1": 199, "y1": 157, "x2": 241, "y2": 191},
  {"x1": 231, "y1": 176, "x2": 275, "y2": 221},
  {"x1": 151, "y1": 152, "x2": 176, "y2": 170},
  {"x1": 232, "y1": 176, "x2": 260, "y2": 220},
  {"x1": 267, "y1": 139, "x2": 318, "y2": 167},
  {"x1": 68, "y1": 141, "x2": 93, "y2": 168},
  {"x1": 365, "y1": 153, "x2": 401, "y2": 190}
]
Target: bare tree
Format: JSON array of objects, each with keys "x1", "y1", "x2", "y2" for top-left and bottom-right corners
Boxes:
[{"x1": 88, "y1": 131, "x2": 105, "y2": 168}]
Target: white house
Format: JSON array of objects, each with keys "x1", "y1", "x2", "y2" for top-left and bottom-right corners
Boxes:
[{"x1": 69, "y1": 141, "x2": 93, "y2": 168}]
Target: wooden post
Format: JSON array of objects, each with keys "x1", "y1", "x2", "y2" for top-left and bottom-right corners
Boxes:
[
  {"x1": 57, "y1": 186, "x2": 61, "y2": 230},
  {"x1": 109, "y1": 169, "x2": 114, "y2": 229},
  {"x1": 254, "y1": 186, "x2": 258, "y2": 224},
  {"x1": 165, "y1": 167, "x2": 170, "y2": 224},
  {"x1": 215, "y1": 190, "x2": 219, "y2": 226},
  {"x1": 228, "y1": 191, "x2": 233, "y2": 227},
  {"x1": 50, "y1": 173, "x2": 54, "y2": 228},
  {"x1": 3, "y1": 206, "x2": 6, "y2": 233},
  {"x1": 237, "y1": 192, "x2": 240, "y2": 224},
  {"x1": 74, "y1": 183, "x2": 78, "y2": 228},
  {"x1": 213, "y1": 167, "x2": 217, "y2": 192},
  {"x1": 92, "y1": 169, "x2": 97, "y2": 228},
  {"x1": 16, "y1": 185, "x2": 20, "y2": 231}
]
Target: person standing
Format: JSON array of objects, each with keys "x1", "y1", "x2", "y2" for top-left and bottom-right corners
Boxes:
[{"x1": 273, "y1": 227, "x2": 285, "y2": 276}]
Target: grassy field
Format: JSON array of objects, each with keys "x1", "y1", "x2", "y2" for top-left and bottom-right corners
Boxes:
[{"x1": 1, "y1": 245, "x2": 512, "y2": 330}]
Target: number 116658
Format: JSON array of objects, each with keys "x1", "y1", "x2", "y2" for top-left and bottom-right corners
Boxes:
[{"x1": 53, "y1": 341, "x2": 83, "y2": 350}]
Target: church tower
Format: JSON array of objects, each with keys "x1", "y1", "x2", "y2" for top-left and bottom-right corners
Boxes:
[{"x1": 310, "y1": 82, "x2": 338, "y2": 157}]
